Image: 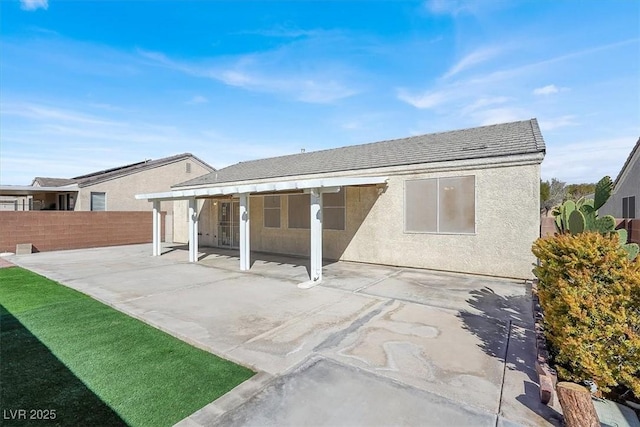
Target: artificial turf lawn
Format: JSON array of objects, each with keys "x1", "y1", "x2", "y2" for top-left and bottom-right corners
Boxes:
[{"x1": 0, "y1": 267, "x2": 255, "y2": 427}]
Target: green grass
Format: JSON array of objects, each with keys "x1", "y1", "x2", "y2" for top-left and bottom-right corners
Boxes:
[{"x1": 0, "y1": 267, "x2": 255, "y2": 427}]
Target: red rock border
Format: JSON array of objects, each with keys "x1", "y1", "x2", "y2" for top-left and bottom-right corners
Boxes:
[{"x1": 532, "y1": 279, "x2": 558, "y2": 405}]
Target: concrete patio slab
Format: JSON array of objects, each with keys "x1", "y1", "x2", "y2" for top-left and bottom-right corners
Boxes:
[
  {"x1": 3, "y1": 244, "x2": 560, "y2": 426},
  {"x1": 210, "y1": 357, "x2": 497, "y2": 427}
]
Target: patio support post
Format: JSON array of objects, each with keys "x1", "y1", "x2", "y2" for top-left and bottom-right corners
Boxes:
[
  {"x1": 309, "y1": 188, "x2": 323, "y2": 283},
  {"x1": 152, "y1": 200, "x2": 161, "y2": 256},
  {"x1": 188, "y1": 197, "x2": 198, "y2": 262},
  {"x1": 239, "y1": 193, "x2": 250, "y2": 270}
]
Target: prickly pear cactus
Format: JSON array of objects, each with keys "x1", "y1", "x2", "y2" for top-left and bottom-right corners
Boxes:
[
  {"x1": 594, "y1": 215, "x2": 616, "y2": 234},
  {"x1": 568, "y1": 209, "x2": 586, "y2": 234},
  {"x1": 617, "y1": 229, "x2": 628, "y2": 246},
  {"x1": 593, "y1": 176, "x2": 613, "y2": 210},
  {"x1": 622, "y1": 243, "x2": 639, "y2": 261}
]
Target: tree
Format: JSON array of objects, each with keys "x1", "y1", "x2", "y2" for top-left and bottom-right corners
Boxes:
[
  {"x1": 566, "y1": 183, "x2": 596, "y2": 201},
  {"x1": 541, "y1": 178, "x2": 566, "y2": 215}
]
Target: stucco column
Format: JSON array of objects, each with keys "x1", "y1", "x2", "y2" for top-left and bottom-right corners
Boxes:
[
  {"x1": 309, "y1": 188, "x2": 323, "y2": 282},
  {"x1": 188, "y1": 197, "x2": 198, "y2": 262},
  {"x1": 152, "y1": 200, "x2": 161, "y2": 256},
  {"x1": 239, "y1": 193, "x2": 251, "y2": 270}
]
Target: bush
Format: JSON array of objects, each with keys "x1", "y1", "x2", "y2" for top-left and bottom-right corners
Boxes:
[{"x1": 532, "y1": 231, "x2": 640, "y2": 397}]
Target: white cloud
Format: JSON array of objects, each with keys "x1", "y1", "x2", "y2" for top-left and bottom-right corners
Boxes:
[
  {"x1": 539, "y1": 115, "x2": 578, "y2": 130},
  {"x1": 473, "y1": 107, "x2": 528, "y2": 126},
  {"x1": 533, "y1": 84, "x2": 560, "y2": 96},
  {"x1": 139, "y1": 49, "x2": 359, "y2": 104},
  {"x1": 396, "y1": 88, "x2": 449, "y2": 109},
  {"x1": 20, "y1": 0, "x2": 48, "y2": 11},
  {"x1": 444, "y1": 47, "x2": 503, "y2": 78},
  {"x1": 542, "y1": 137, "x2": 636, "y2": 183},
  {"x1": 461, "y1": 96, "x2": 510, "y2": 114},
  {"x1": 186, "y1": 95, "x2": 208, "y2": 105}
]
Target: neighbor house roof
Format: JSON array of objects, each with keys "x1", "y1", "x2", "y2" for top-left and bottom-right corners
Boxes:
[
  {"x1": 612, "y1": 137, "x2": 640, "y2": 189},
  {"x1": 176, "y1": 118, "x2": 546, "y2": 189},
  {"x1": 31, "y1": 153, "x2": 214, "y2": 188},
  {"x1": 32, "y1": 177, "x2": 77, "y2": 187}
]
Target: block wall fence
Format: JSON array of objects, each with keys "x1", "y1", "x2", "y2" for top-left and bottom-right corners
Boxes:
[
  {"x1": 540, "y1": 217, "x2": 640, "y2": 244},
  {"x1": 0, "y1": 211, "x2": 165, "y2": 253}
]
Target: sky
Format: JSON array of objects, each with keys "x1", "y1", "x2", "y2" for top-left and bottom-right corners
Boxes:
[{"x1": 1, "y1": 0, "x2": 638, "y2": 185}]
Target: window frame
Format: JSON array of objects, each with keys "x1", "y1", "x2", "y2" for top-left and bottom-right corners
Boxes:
[
  {"x1": 404, "y1": 176, "x2": 476, "y2": 235},
  {"x1": 287, "y1": 193, "x2": 311, "y2": 230},
  {"x1": 623, "y1": 196, "x2": 636, "y2": 219},
  {"x1": 323, "y1": 189, "x2": 346, "y2": 231},
  {"x1": 90, "y1": 192, "x2": 107, "y2": 211},
  {"x1": 263, "y1": 195, "x2": 281, "y2": 229}
]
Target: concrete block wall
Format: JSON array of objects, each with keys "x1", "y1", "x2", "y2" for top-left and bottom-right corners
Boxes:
[
  {"x1": 540, "y1": 217, "x2": 640, "y2": 244},
  {"x1": 0, "y1": 211, "x2": 165, "y2": 253}
]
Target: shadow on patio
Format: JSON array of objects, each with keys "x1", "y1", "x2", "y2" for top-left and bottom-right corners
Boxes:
[{"x1": 458, "y1": 286, "x2": 563, "y2": 426}]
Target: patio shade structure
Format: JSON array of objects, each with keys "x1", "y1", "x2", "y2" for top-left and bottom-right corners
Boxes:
[{"x1": 136, "y1": 175, "x2": 388, "y2": 287}]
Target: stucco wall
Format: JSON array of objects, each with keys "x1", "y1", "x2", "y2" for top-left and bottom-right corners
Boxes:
[
  {"x1": 195, "y1": 161, "x2": 540, "y2": 279},
  {"x1": 74, "y1": 158, "x2": 211, "y2": 212},
  {"x1": 336, "y1": 163, "x2": 540, "y2": 278},
  {"x1": 600, "y1": 149, "x2": 639, "y2": 218}
]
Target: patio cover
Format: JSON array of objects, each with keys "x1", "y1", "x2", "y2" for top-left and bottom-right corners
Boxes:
[{"x1": 136, "y1": 175, "x2": 388, "y2": 287}]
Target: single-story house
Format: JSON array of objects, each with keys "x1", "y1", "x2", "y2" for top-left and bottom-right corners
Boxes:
[
  {"x1": 137, "y1": 119, "x2": 546, "y2": 283},
  {"x1": 599, "y1": 137, "x2": 639, "y2": 219},
  {"x1": 0, "y1": 153, "x2": 214, "y2": 242}
]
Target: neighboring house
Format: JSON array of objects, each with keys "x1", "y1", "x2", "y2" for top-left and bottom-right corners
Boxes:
[
  {"x1": 138, "y1": 119, "x2": 545, "y2": 281},
  {"x1": 0, "y1": 153, "x2": 214, "y2": 242},
  {"x1": 599, "y1": 137, "x2": 639, "y2": 220}
]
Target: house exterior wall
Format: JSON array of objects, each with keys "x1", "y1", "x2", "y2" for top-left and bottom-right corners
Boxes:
[
  {"x1": 74, "y1": 158, "x2": 211, "y2": 212},
  {"x1": 197, "y1": 160, "x2": 540, "y2": 279},
  {"x1": 72, "y1": 158, "x2": 211, "y2": 242},
  {"x1": 600, "y1": 148, "x2": 639, "y2": 218}
]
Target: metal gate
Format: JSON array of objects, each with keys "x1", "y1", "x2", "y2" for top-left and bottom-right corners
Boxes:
[{"x1": 218, "y1": 200, "x2": 240, "y2": 248}]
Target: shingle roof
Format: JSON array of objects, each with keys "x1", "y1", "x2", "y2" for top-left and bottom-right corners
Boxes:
[
  {"x1": 32, "y1": 177, "x2": 77, "y2": 187},
  {"x1": 31, "y1": 153, "x2": 214, "y2": 188},
  {"x1": 176, "y1": 119, "x2": 546, "y2": 188}
]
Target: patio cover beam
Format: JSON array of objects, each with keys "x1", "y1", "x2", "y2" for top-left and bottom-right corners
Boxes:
[
  {"x1": 135, "y1": 176, "x2": 388, "y2": 201},
  {"x1": 238, "y1": 193, "x2": 250, "y2": 271},
  {"x1": 152, "y1": 200, "x2": 161, "y2": 256},
  {"x1": 188, "y1": 197, "x2": 198, "y2": 263}
]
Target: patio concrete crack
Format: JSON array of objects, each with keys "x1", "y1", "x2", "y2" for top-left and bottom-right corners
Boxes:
[
  {"x1": 312, "y1": 299, "x2": 395, "y2": 352},
  {"x1": 495, "y1": 319, "x2": 512, "y2": 426},
  {"x1": 351, "y1": 268, "x2": 405, "y2": 294}
]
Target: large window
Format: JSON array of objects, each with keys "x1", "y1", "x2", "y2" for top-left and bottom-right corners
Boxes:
[
  {"x1": 288, "y1": 194, "x2": 310, "y2": 229},
  {"x1": 264, "y1": 195, "x2": 281, "y2": 228},
  {"x1": 287, "y1": 191, "x2": 347, "y2": 230},
  {"x1": 323, "y1": 190, "x2": 346, "y2": 230},
  {"x1": 623, "y1": 196, "x2": 636, "y2": 219},
  {"x1": 90, "y1": 192, "x2": 106, "y2": 211},
  {"x1": 405, "y1": 176, "x2": 475, "y2": 234}
]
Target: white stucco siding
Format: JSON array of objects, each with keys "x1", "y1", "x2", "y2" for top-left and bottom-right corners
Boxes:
[
  {"x1": 338, "y1": 163, "x2": 540, "y2": 279},
  {"x1": 600, "y1": 148, "x2": 639, "y2": 218}
]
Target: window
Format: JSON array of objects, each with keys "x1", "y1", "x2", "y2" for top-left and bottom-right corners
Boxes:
[
  {"x1": 288, "y1": 194, "x2": 310, "y2": 229},
  {"x1": 263, "y1": 195, "x2": 281, "y2": 228},
  {"x1": 405, "y1": 176, "x2": 475, "y2": 234},
  {"x1": 91, "y1": 192, "x2": 106, "y2": 211},
  {"x1": 186, "y1": 162, "x2": 192, "y2": 173},
  {"x1": 323, "y1": 189, "x2": 346, "y2": 230},
  {"x1": 623, "y1": 196, "x2": 636, "y2": 219}
]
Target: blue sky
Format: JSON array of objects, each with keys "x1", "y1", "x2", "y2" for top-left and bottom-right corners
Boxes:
[{"x1": 1, "y1": 0, "x2": 638, "y2": 185}]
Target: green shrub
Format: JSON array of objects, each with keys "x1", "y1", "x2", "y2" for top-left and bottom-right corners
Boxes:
[{"x1": 532, "y1": 232, "x2": 640, "y2": 397}]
